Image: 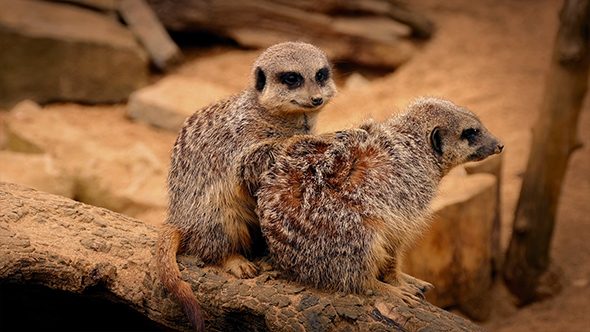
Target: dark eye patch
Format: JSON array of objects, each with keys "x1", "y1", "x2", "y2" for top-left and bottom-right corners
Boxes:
[
  {"x1": 279, "y1": 72, "x2": 304, "y2": 89},
  {"x1": 316, "y1": 67, "x2": 330, "y2": 85},
  {"x1": 255, "y1": 67, "x2": 266, "y2": 92},
  {"x1": 461, "y1": 128, "x2": 480, "y2": 141}
]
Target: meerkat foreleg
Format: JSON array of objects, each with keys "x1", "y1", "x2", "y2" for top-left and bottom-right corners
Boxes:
[
  {"x1": 364, "y1": 276, "x2": 423, "y2": 308},
  {"x1": 400, "y1": 272, "x2": 434, "y2": 297},
  {"x1": 240, "y1": 140, "x2": 280, "y2": 196}
]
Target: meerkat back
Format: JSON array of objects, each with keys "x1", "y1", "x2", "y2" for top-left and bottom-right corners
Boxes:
[{"x1": 253, "y1": 97, "x2": 503, "y2": 305}]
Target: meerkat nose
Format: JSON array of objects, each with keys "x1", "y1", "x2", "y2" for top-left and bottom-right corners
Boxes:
[
  {"x1": 311, "y1": 96, "x2": 323, "y2": 106},
  {"x1": 495, "y1": 143, "x2": 504, "y2": 154}
]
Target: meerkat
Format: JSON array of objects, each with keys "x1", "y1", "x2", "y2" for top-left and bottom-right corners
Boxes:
[
  {"x1": 156, "y1": 42, "x2": 337, "y2": 330},
  {"x1": 242, "y1": 97, "x2": 503, "y2": 304}
]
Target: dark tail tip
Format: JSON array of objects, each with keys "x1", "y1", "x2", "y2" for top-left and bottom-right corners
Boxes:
[{"x1": 185, "y1": 302, "x2": 205, "y2": 332}]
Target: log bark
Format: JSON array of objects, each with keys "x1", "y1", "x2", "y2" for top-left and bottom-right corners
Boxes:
[
  {"x1": 146, "y1": 0, "x2": 434, "y2": 68},
  {"x1": 503, "y1": 0, "x2": 590, "y2": 305},
  {"x1": 0, "y1": 182, "x2": 486, "y2": 332}
]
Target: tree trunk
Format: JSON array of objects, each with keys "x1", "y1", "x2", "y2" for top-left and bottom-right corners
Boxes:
[
  {"x1": 503, "y1": 0, "x2": 590, "y2": 305},
  {"x1": 0, "y1": 182, "x2": 486, "y2": 332}
]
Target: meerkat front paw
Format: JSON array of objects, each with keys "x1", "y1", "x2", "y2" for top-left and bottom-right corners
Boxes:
[
  {"x1": 400, "y1": 273, "x2": 434, "y2": 299},
  {"x1": 224, "y1": 254, "x2": 258, "y2": 278},
  {"x1": 368, "y1": 279, "x2": 424, "y2": 308}
]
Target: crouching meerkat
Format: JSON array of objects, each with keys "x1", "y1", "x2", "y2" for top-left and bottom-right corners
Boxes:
[
  {"x1": 242, "y1": 97, "x2": 503, "y2": 305},
  {"x1": 157, "y1": 42, "x2": 337, "y2": 330}
]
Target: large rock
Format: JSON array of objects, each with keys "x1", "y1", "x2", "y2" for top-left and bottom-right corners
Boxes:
[
  {"x1": 0, "y1": 0, "x2": 149, "y2": 109},
  {"x1": 3, "y1": 100, "x2": 169, "y2": 225},
  {"x1": 0, "y1": 151, "x2": 75, "y2": 199},
  {"x1": 0, "y1": 182, "x2": 487, "y2": 332},
  {"x1": 127, "y1": 75, "x2": 232, "y2": 131},
  {"x1": 403, "y1": 170, "x2": 499, "y2": 320}
]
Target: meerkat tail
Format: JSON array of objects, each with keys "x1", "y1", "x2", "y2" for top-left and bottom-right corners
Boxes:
[{"x1": 156, "y1": 226, "x2": 205, "y2": 332}]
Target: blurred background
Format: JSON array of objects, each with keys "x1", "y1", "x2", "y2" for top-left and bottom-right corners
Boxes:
[{"x1": 0, "y1": 0, "x2": 588, "y2": 331}]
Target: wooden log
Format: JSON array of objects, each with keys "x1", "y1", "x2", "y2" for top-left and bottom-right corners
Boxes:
[
  {"x1": 0, "y1": 182, "x2": 487, "y2": 332},
  {"x1": 118, "y1": 0, "x2": 183, "y2": 71},
  {"x1": 503, "y1": 0, "x2": 590, "y2": 305},
  {"x1": 145, "y1": 0, "x2": 432, "y2": 68}
]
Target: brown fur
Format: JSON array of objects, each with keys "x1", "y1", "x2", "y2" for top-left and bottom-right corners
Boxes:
[
  {"x1": 243, "y1": 97, "x2": 504, "y2": 305},
  {"x1": 156, "y1": 42, "x2": 337, "y2": 330}
]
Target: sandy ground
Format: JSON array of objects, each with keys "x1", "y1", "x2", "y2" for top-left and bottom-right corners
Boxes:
[{"x1": 1, "y1": 0, "x2": 588, "y2": 331}]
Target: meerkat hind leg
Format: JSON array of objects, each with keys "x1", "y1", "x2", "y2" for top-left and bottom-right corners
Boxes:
[{"x1": 223, "y1": 253, "x2": 258, "y2": 278}]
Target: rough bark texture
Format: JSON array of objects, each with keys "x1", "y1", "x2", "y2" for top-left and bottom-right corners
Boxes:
[
  {"x1": 146, "y1": 0, "x2": 433, "y2": 68},
  {"x1": 0, "y1": 182, "x2": 486, "y2": 332},
  {"x1": 503, "y1": 0, "x2": 590, "y2": 305}
]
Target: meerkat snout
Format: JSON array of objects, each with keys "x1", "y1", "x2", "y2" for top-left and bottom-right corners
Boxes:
[
  {"x1": 311, "y1": 96, "x2": 323, "y2": 106},
  {"x1": 495, "y1": 142, "x2": 504, "y2": 154}
]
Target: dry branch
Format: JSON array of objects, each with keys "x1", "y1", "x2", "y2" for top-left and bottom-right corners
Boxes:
[
  {"x1": 118, "y1": 0, "x2": 183, "y2": 71},
  {"x1": 0, "y1": 182, "x2": 486, "y2": 331},
  {"x1": 503, "y1": 0, "x2": 590, "y2": 305}
]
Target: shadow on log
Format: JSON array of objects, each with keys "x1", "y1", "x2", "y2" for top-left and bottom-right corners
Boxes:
[{"x1": 0, "y1": 182, "x2": 485, "y2": 332}]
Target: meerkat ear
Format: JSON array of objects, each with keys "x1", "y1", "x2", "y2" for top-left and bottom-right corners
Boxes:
[
  {"x1": 255, "y1": 67, "x2": 266, "y2": 92},
  {"x1": 430, "y1": 128, "x2": 443, "y2": 155}
]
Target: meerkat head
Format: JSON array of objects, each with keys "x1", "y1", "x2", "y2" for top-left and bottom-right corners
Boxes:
[
  {"x1": 408, "y1": 97, "x2": 504, "y2": 173},
  {"x1": 250, "y1": 42, "x2": 337, "y2": 115}
]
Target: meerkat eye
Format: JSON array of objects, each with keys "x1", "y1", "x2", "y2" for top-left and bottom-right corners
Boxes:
[
  {"x1": 461, "y1": 128, "x2": 480, "y2": 141},
  {"x1": 279, "y1": 72, "x2": 303, "y2": 88},
  {"x1": 316, "y1": 67, "x2": 330, "y2": 84}
]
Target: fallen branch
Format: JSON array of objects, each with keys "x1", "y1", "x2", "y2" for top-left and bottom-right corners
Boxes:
[
  {"x1": 0, "y1": 182, "x2": 486, "y2": 331},
  {"x1": 146, "y1": 0, "x2": 434, "y2": 68}
]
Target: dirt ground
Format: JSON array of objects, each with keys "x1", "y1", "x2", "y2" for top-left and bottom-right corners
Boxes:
[{"x1": 2, "y1": 0, "x2": 589, "y2": 331}]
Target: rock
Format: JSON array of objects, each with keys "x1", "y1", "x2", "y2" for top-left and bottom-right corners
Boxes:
[
  {"x1": 0, "y1": 151, "x2": 75, "y2": 198},
  {"x1": 74, "y1": 142, "x2": 167, "y2": 217},
  {"x1": 0, "y1": 182, "x2": 488, "y2": 332},
  {"x1": 403, "y1": 171, "x2": 498, "y2": 319},
  {"x1": 127, "y1": 75, "x2": 232, "y2": 131},
  {"x1": 3, "y1": 100, "x2": 168, "y2": 225},
  {"x1": 0, "y1": 0, "x2": 149, "y2": 109},
  {"x1": 344, "y1": 73, "x2": 372, "y2": 91},
  {"x1": 46, "y1": 0, "x2": 120, "y2": 12},
  {"x1": 465, "y1": 154, "x2": 503, "y2": 276},
  {"x1": 2, "y1": 100, "x2": 46, "y2": 153}
]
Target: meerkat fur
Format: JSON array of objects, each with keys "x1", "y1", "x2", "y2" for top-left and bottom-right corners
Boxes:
[
  {"x1": 156, "y1": 41, "x2": 337, "y2": 331},
  {"x1": 242, "y1": 97, "x2": 504, "y2": 305}
]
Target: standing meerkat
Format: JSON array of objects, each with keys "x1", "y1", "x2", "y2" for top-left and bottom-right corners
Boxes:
[
  {"x1": 242, "y1": 97, "x2": 503, "y2": 304},
  {"x1": 157, "y1": 42, "x2": 337, "y2": 330}
]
